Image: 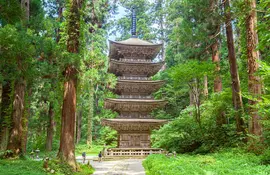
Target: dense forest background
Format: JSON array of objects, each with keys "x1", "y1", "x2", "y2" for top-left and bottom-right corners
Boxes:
[{"x1": 0, "y1": 0, "x2": 270, "y2": 173}]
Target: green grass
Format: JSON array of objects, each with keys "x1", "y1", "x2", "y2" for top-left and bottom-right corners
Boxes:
[
  {"x1": 0, "y1": 159, "x2": 46, "y2": 175},
  {"x1": 76, "y1": 164, "x2": 95, "y2": 175},
  {"x1": 143, "y1": 149, "x2": 270, "y2": 175},
  {"x1": 75, "y1": 144, "x2": 104, "y2": 156},
  {"x1": 0, "y1": 158, "x2": 94, "y2": 175},
  {"x1": 0, "y1": 144, "x2": 103, "y2": 175}
]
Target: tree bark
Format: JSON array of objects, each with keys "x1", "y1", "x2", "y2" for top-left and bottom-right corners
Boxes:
[
  {"x1": 21, "y1": 0, "x2": 29, "y2": 21},
  {"x1": 223, "y1": 0, "x2": 245, "y2": 133},
  {"x1": 245, "y1": 0, "x2": 262, "y2": 139},
  {"x1": 190, "y1": 79, "x2": 202, "y2": 130},
  {"x1": 76, "y1": 109, "x2": 82, "y2": 144},
  {"x1": 0, "y1": 83, "x2": 12, "y2": 151},
  {"x1": 5, "y1": 0, "x2": 30, "y2": 157},
  {"x1": 210, "y1": 0, "x2": 222, "y2": 92},
  {"x1": 46, "y1": 102, "x2": 55, "y2": 151},
  {"x1": 58, "y1": 66, "x2": 77, "y2": 169},
  {"x1": 87, "y1": 86, "x2": 94, "y2": 146},
  {"x1": 211, "y1": 40, "x2": 222, "y2": 92},
  {"x1": 209, "y1": 0, "x2": 226, "y2": 127},
  {"x1": 203, "y1": 75, "x2": 208, "y2": 97},
  {"x1": 0, "y1": 83, "x2": 2, "y2": 118},
  {"x1": 7, "y1": 78, "x2": 26, "y2": 156},
  {"x1": 56, "y1": 0, "x2": 63, "y2": 43},
  {"x1": 21, "y1": 88, "x2": 32, "y2": 153},
  {"x1": 58, "y1": 0, "x2": 81, "y2": 170}
]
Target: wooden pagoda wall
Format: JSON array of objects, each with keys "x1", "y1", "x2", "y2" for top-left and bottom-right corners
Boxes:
[{"x1": 118, "y1": 132, "x2": 150, "y2": 148}]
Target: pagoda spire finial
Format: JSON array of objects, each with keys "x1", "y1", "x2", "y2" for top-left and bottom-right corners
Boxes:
[{"x1": 131, "y1": 7, "x2": 137, "y2": 38}]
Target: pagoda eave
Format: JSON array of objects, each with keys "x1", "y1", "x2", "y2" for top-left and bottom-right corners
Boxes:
[
  {"x1": 108, "y1": 60, "x2": 164, "y2": 76},
  {"x1": 109, "y1": 39, "x2": 162, "y2": 47},
  {"x1": 109, "y1": 39, "x2": 162, "y2": 60},
  {"x1": 102, "y1": 119, "x2": 167, "y2": 132},
  {"x1": 113, "y1": 80, "x2": 165, "y2": 95},
  {"x1": 104, "y1": 98, "x2": 167, "y2": 113}
]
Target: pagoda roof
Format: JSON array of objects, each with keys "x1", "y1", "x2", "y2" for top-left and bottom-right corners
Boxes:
[
  {"x1": 108, "y1": 59, "x2": 164, "y2": 77},
  {"x1": 114, "y1": 80, "x2": 165, "y2": 95},
  {"x1": 111, "y1": 38, "x2": 162, "y2": 46},
  {"x1": 104, "y1": 98, "x2": 167, "y2": 113},
  {"x1": 102, "y1": 118, "x2": 167, "y2": 132},
  {"x1": 109, "y1": 39, "x2": 162, "y2": 60}
]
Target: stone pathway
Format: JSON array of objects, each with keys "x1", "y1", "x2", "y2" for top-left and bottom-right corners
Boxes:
[
  {"x1": 76, "y1": 157, "x2": 146, "y2": 175},
  {"x1": 92, "y1": 159, "x2": 145, "y2": 175}
]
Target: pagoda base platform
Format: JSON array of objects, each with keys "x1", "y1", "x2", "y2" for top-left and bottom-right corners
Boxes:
[{"x1": 104, "y1": 148, "x2": 165, "y2": 157}]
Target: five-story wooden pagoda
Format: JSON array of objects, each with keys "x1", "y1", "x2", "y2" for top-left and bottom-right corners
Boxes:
[{"x1": 102, "y1": 8, "x2": 166, "y2": 154}]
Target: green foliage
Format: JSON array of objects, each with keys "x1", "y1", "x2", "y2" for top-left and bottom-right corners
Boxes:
[
  {"x1": 257, "y1": 0, "x2": 270, "y2": 62},
  {"x1": 261, "y1": 148, "x2": 270, "y2": 165},
  {"x1": 169, "y1": 60, "x2": 214, "y2": 86},
  {"x1": 97, "y1": 127, "x2": 117, "y2": 146},
  {"x1": 143, "y1": 149, "x2": 270, "y2": 175},
  {"x1": 47, "y1": 159, "x2": 74, "y2": 175},
  {"x1": 258, "y1": 62, "x2": 270, "y2": 145},
  {"x1": 0, "y1": 0, "x2": 22, "y2": 25},
  {"x1": 164, "y1": 0, "x2": 221, "y2": 66},
  {"x1": 75, "y1": 144, "x2": 104, "y2": 156},
  {"x1": 152, "y1": 112, "x2": 202, "y2": 153},
  {"x1": 0, "y1": 25, "x2": 36, "y2": 81},
  {"x1": 76, "y1": 163, "x2": 94, "y2": 175},
  {"x1": 152, "y1": 89, "x2": 246, "y2": 153}
]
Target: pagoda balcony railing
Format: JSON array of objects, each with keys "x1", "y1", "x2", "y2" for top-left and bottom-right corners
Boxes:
[
  {"x1": 118, "y1": 114, "x2": 152, "y2": 119},
  {"x1": 104, "y1": 148, "x2": 165, "y2": 157},
  {"x1": 118, "y1": 76, "x2": 151, "y2": 80},
  {"x1": 119, "y1": 58, "x2": 152, "y2": 63},
  {"x1": 119, "y1": 95, "x2": 153, "y2": 99}
]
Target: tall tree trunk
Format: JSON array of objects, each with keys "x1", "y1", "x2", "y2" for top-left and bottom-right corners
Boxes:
[
  {"x1": 190, "y1": 79, "x2": 202, "y2": 129},
  {"x1": 210, "y1": 0, "x2": 226, "y2": 127},
  {"x1": 7, "y1": 78, "x2": 26, "y2": 156},
  {"x1": 189, "y1": 90, "x2": 194, "y2": 106},
  {"x1": 5, "y1": 0, "x2": 30, "y2": 158},
  {"x1": 56, "y1": 0, "x2": 63, "y2": 43},
  {"x1": 0, "y1": 83, "x2": 11, "y2": 151},
  {"x1": 210, "y1": 0, "x2": 222, "y2": 92},
  {"x1": 45, "y1": 0, "x2": 62, "y2": 152},
  {"x1": 0, "y1": 83, "x2": 2, "y2": 118},
  {"x1": 245, "y1": 0, "x2": 262, "y2": 140},
  {"x1": 87, "y1": 86, "x2": 94, "y2": 146},
  {"x1": 21, "y1": 0, "x2": 29, "y2": 21},
  {"x1": 211, "y1": 40, "x2": 222, "y2": 92},
  {"x1": 58, "y1": 66, "x2": 77, "y2": 169},
  {"x1": 223, "y1": 0, "x2": 245, "y2": 133},
  {"x1": 58, "y1": 0, "x2": 81, "y2": 170},
  {"x1": 46, "y1": 102, "x2": 55, "y2": 151},
  {"x1": 21, "y1": 88, "x2": 32, "y2": 153},
  {"x1": 203, "y1": 75, "x2": 209, "y2": 97},
  {"x1": 76, "y1": 109, "x2": 82, "y2": 144}
]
